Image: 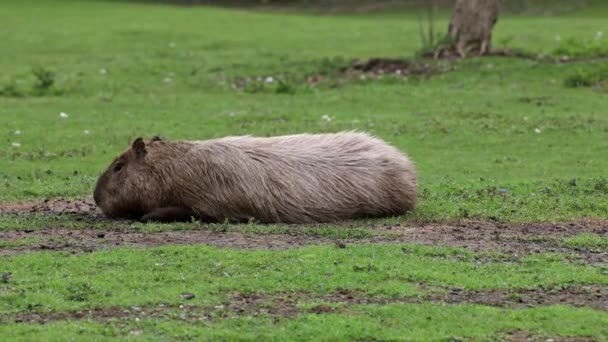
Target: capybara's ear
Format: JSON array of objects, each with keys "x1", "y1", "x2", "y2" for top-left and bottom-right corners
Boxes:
[
  {"x1": 151, "y1": 136, "x2": 162, "y2": 142},
  {"x1": 132, "y1": 137, "x2": 146, "y2": 158}
]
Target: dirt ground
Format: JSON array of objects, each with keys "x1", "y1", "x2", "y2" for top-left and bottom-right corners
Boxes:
[
  {"x1": 3, "y1": 284, "x2": 606, "y2": 324},
  {"x1": 1, "y1": 198, "x2": 607, "y2": 265}
]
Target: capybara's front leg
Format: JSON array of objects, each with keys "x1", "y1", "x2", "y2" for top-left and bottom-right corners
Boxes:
[{"x1": 140, "y1": 206, "x2": 196, "y2": 223}]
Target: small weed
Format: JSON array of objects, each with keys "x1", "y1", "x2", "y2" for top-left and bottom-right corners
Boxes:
[
  {"x1": 0, "y1": 272, "x2": 11, "y2": 284},
  {"x1": 553, "y1": 37, "x2": 608, "y2": 58},
  {"x1": 0, "y1": 80, "x2": 25, "y2": 97},
  {"x1": 65, "y1": 282, "x2": 97, "y2": 302},
  {"x1": 558, "y1": 233, "x2": 608, "y2": 251},
  {"x1": 564, "y1": 65, "x2": 608, "y2": 88},
  {"x1": 274, "y1": 78, "x2": 297, "y2": 94},
  {"x1": 416, "y1": 34, "x2": 453, "y2": 58},
  {"x1": 31, "y1": 67, "x2": 56, "y2": 95}
]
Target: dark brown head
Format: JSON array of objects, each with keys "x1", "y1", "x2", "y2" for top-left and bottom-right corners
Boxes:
[{"x1": 93, "y1": 137, "x2": 165, "y2": 219}]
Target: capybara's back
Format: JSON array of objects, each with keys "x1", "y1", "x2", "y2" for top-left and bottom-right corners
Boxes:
[{"x1": 93, "y1": 132, "x2": 417, "y2": 223}]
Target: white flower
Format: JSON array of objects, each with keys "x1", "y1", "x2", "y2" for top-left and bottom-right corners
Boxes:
[
  {"x1": 554, "y1": 35, "x2": 561, "y2": 42},
  {"x1": 596, "y1": 31, "x2": 604, "y2": 40},
  {"x1": 169, "y1": 42, "x2": 176, "y2": 48},
  {"x1": 11, "y1": 142, "x2": 21, "y2": 147},
  {"x1": 59, "y1": 112, "x2": 69, "y2": 118},
  {"x1": 14, "y1": 130, "x2": 21, "y2": 135},
  {"x1": 83, "y1": 130, "x2": 90, "y2": 135},
  {"x1": 321, "y1": 115, "x2": 332, "y2": 122},
  {"x1": 164, "y1": 77, "x2": 172, "y2": 83},
  {"x1": 534, "y1": 128, "x2": 542, "y2": 134},
  {"x1": 265, "y1": 76, "x2": 274, "y2": 83},
  {"x1": 99, "y1": 68, "x2": 107, "y2": 75},
  {"x1": 523, "y1": 116, "x2": 528, "y2": 121}
]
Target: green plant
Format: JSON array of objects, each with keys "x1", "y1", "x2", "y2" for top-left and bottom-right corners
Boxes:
[
  {"x1": 31, "y1": 67, "x2": 55, "y2": 95},
  {"x1": 553, "y1": 36, "x2": 608, "y2": 58},
  {"x1": 564, "y1": 65, "x2": 608, "y2": 87},
  {"x1": 0, "y1": 80, "x2": 25, "y2": 97}
]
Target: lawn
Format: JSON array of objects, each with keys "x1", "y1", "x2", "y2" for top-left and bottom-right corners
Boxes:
[{"x1": 0, "y1": 0, "x2": 607, "y2": 340}]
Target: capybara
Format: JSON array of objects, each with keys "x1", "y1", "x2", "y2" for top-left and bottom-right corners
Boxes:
[{"x1": 93, "y1": 132, "x2": 417, "y2": 223}]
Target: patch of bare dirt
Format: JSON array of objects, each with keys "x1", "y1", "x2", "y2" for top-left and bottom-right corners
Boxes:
[
  {"x1": 341, "y1": 57, "x2": 445, "y2": 78},
  {"x1": 0, "y1": 197, "x2": 99, "y2": 215},
  {"x1": 3, "y1": 294, "x2": 300, "y2": 324},
  {"x1": 502, "y1": 330, "x2": 596, "y2": 342},
  {"x1": 320, "y1": 285, "x2": 608, "y2": 311},
  {"x1": 0, "y1": 229, "x2": 328, "y2": 256},
  {"x1": 1, "y1": 198, "x2": 607, "y2": 265},
  {"x1": 3, "y1": 285, "x2": 606, "y2": 325},
  {"x1": 220, "y1": 292, "x2": 300, "y2": 319},
  {"x1": 370, "y1": 220, "x2": 608, "y2": 265},
  {"x1": 4, "y1": 304, "x2": 209, "y2": 324},
  {"x1": 425, "y1": 285, "x2": 608, "y2": 311}
]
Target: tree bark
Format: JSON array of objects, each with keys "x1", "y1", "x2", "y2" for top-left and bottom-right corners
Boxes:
[{"x1": 445, "y1": 0, "x2": 501, "y2": 58}]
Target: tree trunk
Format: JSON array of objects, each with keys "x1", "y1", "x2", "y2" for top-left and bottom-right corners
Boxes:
[{"x1": 445, "y1": 0, "x2": 501, "y2": 58}]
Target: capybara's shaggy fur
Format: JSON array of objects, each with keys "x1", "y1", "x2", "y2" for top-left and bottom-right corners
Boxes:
[{"x1": 93, "y1": 132, "x2": 417, "y2": 223}]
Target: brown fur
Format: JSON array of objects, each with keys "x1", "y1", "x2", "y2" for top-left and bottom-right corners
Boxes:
[{"x1": 93, "y1": 132, "x2": 417, "y2": 223}]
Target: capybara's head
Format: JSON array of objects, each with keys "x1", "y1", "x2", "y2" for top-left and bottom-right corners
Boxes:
[{"x1": 94, "y1": 137, "x2": 164, "y2": 219}]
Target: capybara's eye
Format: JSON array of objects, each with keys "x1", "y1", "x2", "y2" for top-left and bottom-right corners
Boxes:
[{"x1": 113, "y1": 162, "x2": 124, "y2": 173}]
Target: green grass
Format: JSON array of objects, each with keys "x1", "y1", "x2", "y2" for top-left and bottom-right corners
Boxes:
[
  {"x1": 2, "y1": 0, "x2": 608, "y2": 340},
  {"x1": 1, "y1": 244, "x2": 606, "y2": 314},
  {"x1": 1, "y1": 1, "x2": 608, "y2": 224},
  {"x1": 564, "y1": 61, "x2": 608, "y2": 88},
  {"x1": 558, "y1": 233, "x2": 608, "y2": 251},
  {"x1": 0, "y1": 244, "x2": 607, "y2": 340}
]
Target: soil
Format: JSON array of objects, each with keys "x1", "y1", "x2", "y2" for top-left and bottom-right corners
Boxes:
[
  {"x1": 503, "y1": 330, "x2": 595, "y2": 342},
  {"x1": 0, "y1": 197, "x2": 99, "y2": 215},
  {"x1": 0, "y1": 228, "x2": 326, "y2": 256},
  {"x1": 0, "y1": 198, "x2": 607, "y2": 266},
  {"x1": 372, "y1": 221, "x2": 608, "y2": 265},
  {"x1": 317, "y1": 285, "x2": 608, "y2": 311},
  {"x1": 340, "y1": 57, "x2": 445, "y2": 78},
  {"x1": 3, "y1": 285, "x2": 606, "y2": 325}
]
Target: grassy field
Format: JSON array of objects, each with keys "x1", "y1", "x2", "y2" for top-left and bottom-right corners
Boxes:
[{"x1": 1, "y1": 0, "x2": 608, "y2": 340}]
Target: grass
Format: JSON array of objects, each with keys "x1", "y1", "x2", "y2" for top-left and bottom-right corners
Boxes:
[
  {"x1": 558, "y1": 233, "x2": 608, "y2": 251},
  {"x1": 564, "y1": 62, "x2": 608, "y2": 88},
  {"x1": 0, "y1": 244, "x2": 607, "y2": 339},
  {"x1": 1, "y1": 244, "x2": 607, "y2": 313},
  {"x1": 1, "y1": 0, "x2": 608, "y2": 340},
  {"x1": 1, "y1": 2, "x2": 608, "y2": 223},
  {"x1": 1, "y1": 305, "x2": 607, "y2": 341},
  {"x1": 1, "y1": 244, "x2": 606, "y2": 312},
  {"x1": 0, "y1": 237, "x2": 45, "y2": 249}
]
